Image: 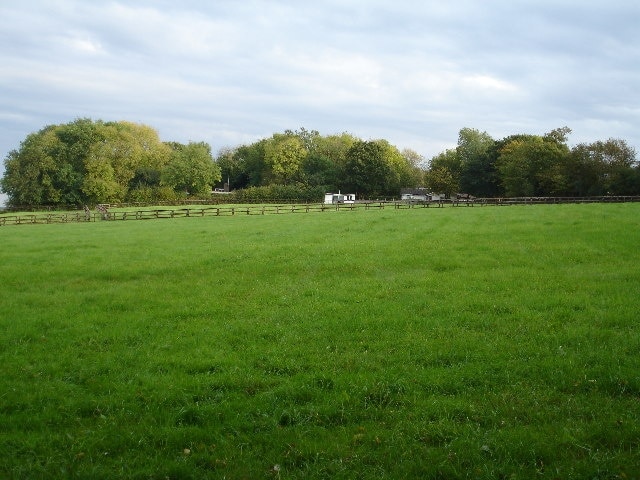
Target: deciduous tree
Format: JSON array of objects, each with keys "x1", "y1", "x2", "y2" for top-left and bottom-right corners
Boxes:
[
  {"x1": 496, "y1": 135, "x2": 568, "y2": 197},
  {"x1": 1, "y1": 126, "x2": 70, "y2": 206},
  {"x1": 457, "y1": 128, "x2": 497, "y2": 197},
  {"x1": 162, "y1": 142, "x2": 221, "y2": 195},
  {"x1": 426, "y1": 149, "x2": 460, "y2": 196},
  {"x1": 264, "y1": 134, "x2": 307, "y2": 185},
  {"x1": 1, "y1": 118, "x2": 178, "y2": 206},
  {"x1": 568, "y1": 139, "x2": 638, "y2": 195},
  {"x1": 425, "y1": 165, "x2": 457, "y2": 197},
  {"x1": 344, "y1": 140, "x2": 391, "y2": 197}
]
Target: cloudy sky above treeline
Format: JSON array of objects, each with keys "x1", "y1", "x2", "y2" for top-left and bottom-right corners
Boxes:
[{"x1": 1, "y1": 0, "x2": 638, "y2": 203}]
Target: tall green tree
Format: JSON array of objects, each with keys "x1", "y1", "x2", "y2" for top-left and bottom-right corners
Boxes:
[
  {"x1": 264, "y1": 134, "x2": 307, "y2": 185},
  {"x1": 1, "y1": 119, "x2": 108, "y2": 206},
  {"x1": 313, "y1": 133, "x2": 358, "y2": 186},
  {"x1": 428, "y1": 149, "x2": 460, "y2": 191},
  {"x1": 162, "y1": 142, "x2": 221, "y2": 195},
  {"x1": 87, "y1": 122, "x2": 171, "y2": 202},
  {"x1": 457, "y1": 128, "x2": 497, "y2": 197},
  {"x1": 52, "y1": 118, "x2": 106, "y2": 203},
  {"x1": 400, "y1": 148, "x2": 426, "y2": 189},
  {"x1": 375, "y1": 140, "x2": 423, "y2": 193},
  {"x1": 567, "y1": 139, "x2": 638, "y2": 195},
  {"x1": 343, "y1": 140, "x2": 391, "y2": 197},
  {"x1": 82, "y1": 155, "x2": 121, "y2": 203},
  {"x1": 1, "y1": 127, "x2": 61, "y2": 206},
  {"x1": 215, "y1": 147, "x2": 245, "y2": 190},
  {"x1": 120, "y1": 123, "x2": 172, "y2": 188},
  {"x1": 496, "y1": 135, "x2": 569, "y2": 197},
  {"x1": 1, "y1": 118, "x2": 178, "y2": 206},
  {"x1": 564, "y1": 143, "x2": 606, "y2": 196},
  {"x1": 233, "y1": 140, "x2": 268, "y2": 188},
  {"x1": 402, "y1": 148, "x2": 426, "y2": 176},
  {"x1": 425, "y1": 166, "x2": 458, "y2": 197},
  {"x1": 301, "y1": 153, "x2": 338, "y2": 188}
]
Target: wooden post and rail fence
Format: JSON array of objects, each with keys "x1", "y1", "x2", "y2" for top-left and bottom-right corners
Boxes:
[{"x1": 1, "y1": 196, "x2": 639, "y2": 226}]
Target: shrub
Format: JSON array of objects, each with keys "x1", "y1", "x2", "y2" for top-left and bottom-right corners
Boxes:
[{"x1": 231, "y1": 184, "x2": 327, "y2": 203}]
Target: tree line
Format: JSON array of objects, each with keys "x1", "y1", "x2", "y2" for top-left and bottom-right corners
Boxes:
[
  {"x1": 1, "y1": 119, "x2": 638, "y2": 207},
  {"x1": 0, "y1": 119, "x2": 221, "y2": 207},
  {"x1": 427, "y1": 127, "x2": 638, "y2": 198},
  {"x1": 210, "y1": 125, "x2": 639, "y2": 200},
  {"x1": 216, "y1": 127, "x2": 423, "y2": 198}
]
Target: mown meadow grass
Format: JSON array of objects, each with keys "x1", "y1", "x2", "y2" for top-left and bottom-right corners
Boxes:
[{"x1": 1, "y1": 204, "x2": 639, "y2": 479}]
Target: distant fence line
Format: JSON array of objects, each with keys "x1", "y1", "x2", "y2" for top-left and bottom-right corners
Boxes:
[
  {"x1": 1, "y1": 196, "x2": 639, "y2": 227},
  {"x1": 0, "y1": 197, "x2": 397, "y2": 213}
]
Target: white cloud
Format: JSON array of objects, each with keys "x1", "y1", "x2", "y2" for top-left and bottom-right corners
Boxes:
[
  {"x1": 461, "y1": 75, "x2": 519, "y2": 94},
  {"x1": 59, "y1": 33, "x2": 105, "y2": 55}
]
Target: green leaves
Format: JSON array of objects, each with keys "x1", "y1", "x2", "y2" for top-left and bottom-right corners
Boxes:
[
  {"x1": 426, "y1": 126, "x2": 639, "y2": 198},
  {"x1": 215, "y1": 131, "x2": 423, "y2": 197},
  {"x1": 1, "y1": 119, "x2": 219, "y2": 206},
  {"x1": 264, "y1": 135, "x2": 307, "y2": 185},
  {"x1": 425, "y1": 166, "x2": 458, "y2": 196},
  {"x1": 162, "y1": 142, "x2": 221, "y2": 196},
  {"x1": 344, "y1": 140, "x2": 390, "y2": 197}
]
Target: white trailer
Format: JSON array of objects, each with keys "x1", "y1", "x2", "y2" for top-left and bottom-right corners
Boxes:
[{"x1": 324, "y1": 193, "x2": 356, "y2": 204}]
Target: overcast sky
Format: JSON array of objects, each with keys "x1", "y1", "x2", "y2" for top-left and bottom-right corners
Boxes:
[{"x1": 1, "y1": 0, "x2": 639, "y2": 204}]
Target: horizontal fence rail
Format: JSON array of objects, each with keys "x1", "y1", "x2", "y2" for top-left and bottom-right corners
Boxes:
[{"x1": 1, "y1": 196, "x2": 640, "y2": 227}]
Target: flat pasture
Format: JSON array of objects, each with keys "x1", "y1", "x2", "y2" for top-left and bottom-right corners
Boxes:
[{"x1": 1, "y1": 204, "x2": 639, "y2": 479}]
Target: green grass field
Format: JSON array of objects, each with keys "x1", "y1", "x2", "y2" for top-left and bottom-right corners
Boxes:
[{"x1": 1, "y1": 204, "x2": 639, "y2": 479}]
